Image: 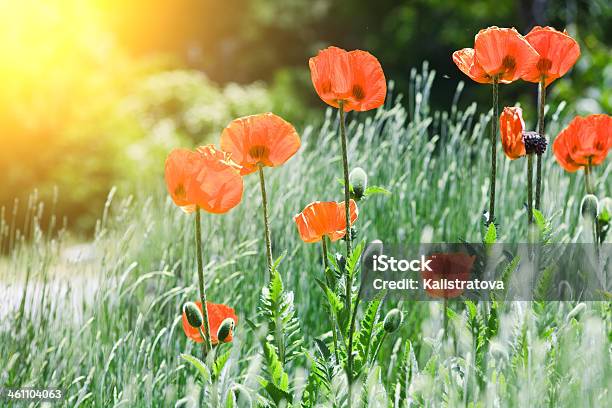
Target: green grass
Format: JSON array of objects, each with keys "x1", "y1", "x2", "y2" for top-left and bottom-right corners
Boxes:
[{"x1": 1, "y1": 64, "x2": 610, "y2": 407}]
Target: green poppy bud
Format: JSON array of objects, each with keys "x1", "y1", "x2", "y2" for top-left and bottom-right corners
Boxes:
[
  {"x1": 580, "y1": 194, "x2": 599, "y2": 220},
  {"x1": 349, "y1": 167, "x2": 368, "y2": 200},
  {"x1": 383, "y1": 308, "x2": 402, "y2": 333},
  {"x1": 183, "y1": 302, "x2": 203, "y2": 328},
  {"x1": 599, "y1": 197, "x2": 612, "y2": 222},
  {"x1": 335, "y1": 252, "x2": 346, "y2": 273},
  {"x1": 217, "y1": 318, "x2": 235, "y2": 343}
]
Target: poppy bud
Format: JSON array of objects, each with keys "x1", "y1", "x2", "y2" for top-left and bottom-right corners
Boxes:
[
  {"x1": 522, "y1": 131, "x2": 548, "y2": 155},
  {"x1": 580, "y1": 194, "x2": 599, "y2": 220},
  {"x1": 216, "y1": 317, "x2": 235, "y2": 343},
  {"x1": 183, "y1": 302, "x2": 203, "y2": 328},
  {"x1": 383, "y1": 308, "x2": 403, "y2": 333},
  {"x1": 599, "y1": 197, "x2": 612, "y2": 221},
  {"x1": 349, "y1": 167, "x2": 368, "y2": 200},
  {"x1": 335, "y1": 252, "x2": 346, "y2": 272}
]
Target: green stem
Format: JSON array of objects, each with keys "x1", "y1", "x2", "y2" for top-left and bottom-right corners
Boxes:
[
  {"x1": 584, "y1": 161, "x2": 593, "y2": 195},
  {"x1": 258, "y1": 164, "x2": 273, "y2": 278},
  {"x1": 195, "y1": 207, "x2": 213, "y2": 355},
  {"x1": 527, "y1": 154, "x2": 534, "y2": 225},
  {"x1": 443, "y1": 298, "x2": 448, "y2": 338},
  {"x1": 488, "y1": 77, "x2": 499, "y2": 224},
  {"x1": 370, "y1": 332, "x2": 387, "y2": 365},
  {"x1": 338, "y1": 101, "x2": 354, "y2": 407},
  {"x1": 535, "y1": 79, "x2": 546, "y2": 210},
  {"x1": 321, "y1": 237, "x2": 340, "y2": 363}
]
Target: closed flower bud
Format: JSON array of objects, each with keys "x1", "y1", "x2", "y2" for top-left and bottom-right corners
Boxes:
[
  {"x1": 580, "y1": 194, "x2": 599, "y2": 220},
  {"x1": 349, "y1": 167, "x2": 368, "y2": 200},
  {"x1": 599, "y1": 197, "x2": 612, "y2": 221},
  {"x1": 383, "y1": 308, "x2": 403, "y2": 333},
  {"x1": 183, "y1": 302, "x2": 203, "y2": 328},
  {"x1": 335, "y1": 252, "x2": 346, "y2": 272},
  {"x1": 216, "y1": 317, "x2": 235, "y2": 343}
]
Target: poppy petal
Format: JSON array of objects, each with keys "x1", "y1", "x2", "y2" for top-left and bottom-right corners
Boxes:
[
  {"x1": 522, "y1": 26, "x2": 580, "y2": 86},
  {"x1": 220, "y1": 113, "x2": 301, "y2": 175}
]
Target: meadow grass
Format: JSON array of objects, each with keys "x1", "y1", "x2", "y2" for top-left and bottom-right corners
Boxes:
[{"x1": 0, "y1": 64, "x2": 610, "y2": 407}]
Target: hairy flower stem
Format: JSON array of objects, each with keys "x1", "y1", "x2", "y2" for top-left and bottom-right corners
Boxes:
[
  {"x1": 527, "y1": 154, "x2": 534, "y2": 224},
  {"x1": 258, "y1": 164, "x2": 273, "y2": 278},
  {"x1": 584, "y1": 160, "x2": 594, "y2": 195},
  {"x1": 195, "y1": 207, "x2": 213, "y2": 356},
  {"x1": 488, "y1": 77, "x2": 499, "y2": 224},
  {"x1": 535, "y1": 79, "x2": 546, "y2": 210},
  {"x1": 321, "y1": 237, "x2": 340, "y2": 363},
  {"x1": 443, "y1": 298, "x2": 448, "y2": 338}
]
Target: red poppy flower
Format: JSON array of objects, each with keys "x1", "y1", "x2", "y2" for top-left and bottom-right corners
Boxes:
[
  {"x1": 421, "y1": 253, "x2": 475, "y2": 299},
  {"x1": 182, "y1": 301, "x2": 238, "y2": 344},
  {"x1": 521, "y1": 26, "x2": 580, "y2": 87},
  {"x1": 165, "y1": 145, "x2": 243, "y2": 214},
  {"x1": 309, "y1": 46, "x2": 386, "y2": 112},
  {"x1": 219, "y1": 113, "x2": 301, "y2": 176},
  {"x1": 553, "y1": 114, "x2": 612, "y2": 172},
  {"x1": 453, "y1": 27, "x2": 539, "y2": 84},
  {"x1": 293, "y1": 200, "x2": 358, "y2": 243},
  {"x1": 499, "y1": 106, "x2": 527, "y2": 160}
]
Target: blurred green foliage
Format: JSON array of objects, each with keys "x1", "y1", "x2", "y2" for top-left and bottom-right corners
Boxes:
[{"x1": 0, "y1": 0, "x2": 609, "y2": 232}]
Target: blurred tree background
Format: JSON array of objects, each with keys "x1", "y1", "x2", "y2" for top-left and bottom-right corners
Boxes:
[{"x1": 0, "y1": 0, "x2": 609, "y2": 232}]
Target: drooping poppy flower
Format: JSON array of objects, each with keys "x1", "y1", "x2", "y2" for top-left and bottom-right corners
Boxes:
[
  {"x1": 521, "y1": 26, "x2": 580, "y2": 87},
  {"x1": 182, "y1": 301, "x2": 238, "y2": 344},
  {"x1": 421, "y1": 253, "x2": 475, "y2": 299},
  {"x1": 164, "y1": 145, "x2": 244, "y2": 214},
  {"x1": 453, "y1": 27, "x2": 539, "y2": 84},
  {"x1": 499, "y1": 106, "x2": 526, "y2": 160},
  {"x1": 294, "y1": 200, "x2": 358, "y2": 243},
  {"x1": 553, "y1": 114, "x2": 612, "y2": 172},
  {"x1": 309, "y1": 46, "x2": 386, "y2": 112},
  {"x1": 219, "y1": 113, "x2": 301, "y2": 176}
]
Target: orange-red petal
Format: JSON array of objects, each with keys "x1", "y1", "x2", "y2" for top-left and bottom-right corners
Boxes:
[
  {"x1": 191, "y1": 145, "x2": 244, "y2": 213},
  {"x1": 309, "y1": 46, "x2": 386, "y2": 112},
  {"x1": 220, "y1": 113, "x2": 301, "y2": 175},
  {"x1": 473, "y1": 26, "x2": 540, "y2": 83},
  {"x1": 452, "y1": 48, "x2": 492, "y2": 84},
  {"x1": 522, "y1": 26, "x2": 580, "y2": 86},
  {"x1": 294, "y1": 200, "x2": 358, "y2": 243},
  {"x1": 182, "y1": 301, "x2": 238, "y2": 344},
  {"x1": 164, "y1": 148, "x2": 205, "y2": 213},
  {"x1": 421, "y1": 253, "x2": 475, "y2": 299},
  {"x1": 553, "y1": 114, "x2": 611, "y2": 172},
  {"x1": 499, "y1": 106, "x2": 526, "y2": 160}
]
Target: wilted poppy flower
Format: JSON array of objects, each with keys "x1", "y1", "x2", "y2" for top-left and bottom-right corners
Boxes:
[
  {"x1": 219, "y1": 113, "x2": 301, "y2": 176},
  {"x1": 165, "y1": 145, "x2": 243, "y2": 214},
  {"x1": 499, "y1": 107, "x2": 527, "y2": 159},
  {"x1": 294, "y1": 200, "x2": 358, "y2": 243},
  {"x1": 309, "y1": 46, "x2": 386, "y2": 112},
  {"x1": 553, "y1": 114, "x2": 612, "y2": 172},
  {"x1": 182, "y1": 301, "x2": 238, "y2": 344},
  {"x1": 421, "y1": 253, "x2": 475, "y2": 299},
  {"x1": 521, "y1": 26, "x2": 580, "y2": 87},
  {"x1": 453, "y1": 27, "x2": 539, "y2": 84}
]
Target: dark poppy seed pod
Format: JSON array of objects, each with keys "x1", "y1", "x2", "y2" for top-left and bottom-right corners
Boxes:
[
  {"x1": 580, "y1": 194, "x2": 599, "y2": 220},
  {"x1": 522, "y1": 131, "x2": 548, "y2": 155},
  {"x1": 349, "y1": 167, "x2": 368, "y2": 200},
  {"x1": 383, "y1": 308, "x2": 403, "y2": 333},
  {"x1": 217, "y1": 318, "x2": 235, "y2": 343},
  {"x1": 183, "y1": 302, "x2": 203, "y2": 328}
]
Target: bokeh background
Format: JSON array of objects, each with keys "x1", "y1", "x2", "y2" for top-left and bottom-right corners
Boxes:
[{"x1": 1, "y1": 0, "x2": 610, "y2": 232}]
